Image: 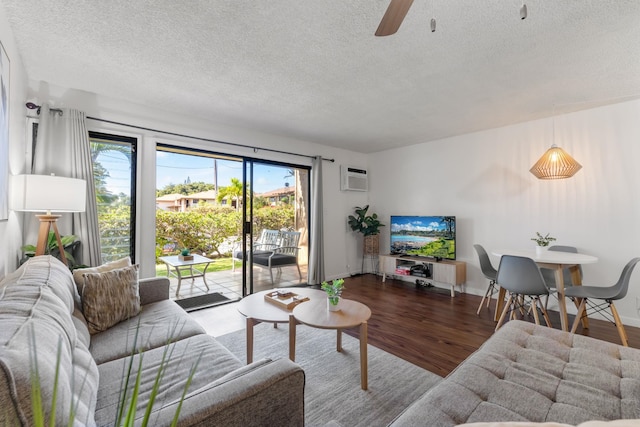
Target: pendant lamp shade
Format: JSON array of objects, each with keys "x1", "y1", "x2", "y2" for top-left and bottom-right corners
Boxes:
[{"x1": 529, "y1": 145, "x2": 582, "y2": 180}]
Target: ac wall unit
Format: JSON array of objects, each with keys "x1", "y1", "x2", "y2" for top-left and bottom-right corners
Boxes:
[{"x1": 341, "y1": 166, "x2": 368, "y2": 192}]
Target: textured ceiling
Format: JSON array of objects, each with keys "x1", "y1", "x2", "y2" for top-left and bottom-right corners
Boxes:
[{"x1": 2, "y1": 1, "x2": 640, "y2": 153}]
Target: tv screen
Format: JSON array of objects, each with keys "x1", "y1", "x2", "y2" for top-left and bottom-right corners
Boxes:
[{"x1": 390, "y1": 216, "x2": 456, "y2": 260}]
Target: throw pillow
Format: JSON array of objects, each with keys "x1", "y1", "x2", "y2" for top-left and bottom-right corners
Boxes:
[
  {"x1": 81, "y1": 264, "x2": 141, "y2": 335},
  {"x1": 72, "y1": 256, "x2": 132, "y2": 297}
]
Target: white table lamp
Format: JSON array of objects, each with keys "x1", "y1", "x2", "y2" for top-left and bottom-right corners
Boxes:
[{"x1": 11, "y1": 174, "x2": 86, "y2": 266}]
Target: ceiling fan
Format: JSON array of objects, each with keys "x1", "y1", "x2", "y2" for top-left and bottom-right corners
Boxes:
[{"x1": 375, "y1": 0, "x2": 415, "y2": 37}]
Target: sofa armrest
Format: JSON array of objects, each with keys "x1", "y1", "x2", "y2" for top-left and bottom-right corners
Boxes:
[
  {"x1": 139, "y1": 277, "x2": 170, "y2": 305},
  {"x1": 150, "y1": 358, "x2": 305, "y2": 427}
]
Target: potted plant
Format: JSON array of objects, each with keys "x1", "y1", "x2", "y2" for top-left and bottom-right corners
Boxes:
[
  {"x1": 179, "y1": 247, "x2": 194, "y2": 261},
  {"x1": 348, "y1": 205, "x2": 385, "y2": 270},
  {"x1": 531, "y1": 232, "x2": 556, "y2": 256},
  {"x1": 21, "y1": 232, "x2": 82, "y2": 269},
  {"x1": 321, "y1": 278, "x2": 345, "y2": 311}
]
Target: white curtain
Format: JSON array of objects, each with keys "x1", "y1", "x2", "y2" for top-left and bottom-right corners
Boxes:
[
  {"x1": 31, "y1": 105, "x2": 102, "y2": 266},
  {"x1": 307, "y1": 156, "x2": 325, "y2": 284}
]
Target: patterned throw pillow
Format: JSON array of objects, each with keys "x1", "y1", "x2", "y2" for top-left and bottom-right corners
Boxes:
[
  {"x1": 72, "y1": 257, "x2": 132, "y2": 297},
  {"x1": 81, "y1": 265, "x2": 141, "y2": 335}
]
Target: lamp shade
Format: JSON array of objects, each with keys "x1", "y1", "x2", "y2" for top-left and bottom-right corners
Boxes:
[
  {"x1": 529, "y1": 145, "x2": 582, "y2": 180},
  {"x1": 10, "y1": 174, "x2": 86, "y2": 213}
]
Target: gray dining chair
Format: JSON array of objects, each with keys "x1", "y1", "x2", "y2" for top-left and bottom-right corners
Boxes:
[
  {"x1": 495, "y1": 255, "x2": 552, "y2": 331},
  {"x1": 473, "y1": 244, "x2": 498, "y2": 315},
  {"x1": 564, "y1": 257, "x2": 640, "y2": 346}
]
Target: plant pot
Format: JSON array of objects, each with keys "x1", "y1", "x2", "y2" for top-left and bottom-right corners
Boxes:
[
  {"x1": 327, "y1": 296, "x2": 341, "y2": 312},
  {"x1": 363, "y1": 235, "x2": 380, "y2": 256},
  {"x1": 535, "y1": 246, "x2": 547, "y2": 257}
]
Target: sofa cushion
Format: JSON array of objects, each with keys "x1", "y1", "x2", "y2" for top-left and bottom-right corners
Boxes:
[
  {"x1": 90, "y1": 299, "x2": 206, "y2": 364},
  {"x1": 94, "y1": 334, "x2": 243, "y2": 426},
  {"x1": 0, "y1": 256, "x2": 99, "y2": 426},
  {"x1": 72, "y1": 256, "x2": 132, "y2": 297},
  {"x1": 81, "y1": 264, "x2": 141, "y2": 334},
  {"x1": 391, "y1": 321, "x2": 640, "y2": 426}
]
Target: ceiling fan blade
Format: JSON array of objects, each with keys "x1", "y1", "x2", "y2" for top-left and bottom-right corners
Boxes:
[{"x1": 375, "y1": 0, "x2": 414, "y2": 36}]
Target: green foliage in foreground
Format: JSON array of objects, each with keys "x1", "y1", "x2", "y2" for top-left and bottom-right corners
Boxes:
[{"x1": 29, "y1": 321, "x2": 201, "y2": 426}]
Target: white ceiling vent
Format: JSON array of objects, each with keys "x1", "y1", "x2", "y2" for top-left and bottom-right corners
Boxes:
[{"x1": 341, "y1": 166, "x2": 368, "y2": 192}]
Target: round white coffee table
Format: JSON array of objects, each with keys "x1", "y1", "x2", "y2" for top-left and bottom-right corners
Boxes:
[
  {"x1": 237, "y1": 288, "x2": 325, "y2": 364},
  {"x1": 291, "y1": 298, "x2": 372, "y2": 390}
]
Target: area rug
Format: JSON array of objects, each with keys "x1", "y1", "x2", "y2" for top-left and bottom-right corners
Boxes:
[
  {"x1": 216, "y1": 324, "x2": 442, "y2": 427},
  {"x1": 175, "y1": 292, "x2": 231, "y2": 311}
]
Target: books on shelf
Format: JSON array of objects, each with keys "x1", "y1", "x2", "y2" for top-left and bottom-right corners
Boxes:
[{"x1": 264, "y1": 290, "x2": 310, "y2": 310}]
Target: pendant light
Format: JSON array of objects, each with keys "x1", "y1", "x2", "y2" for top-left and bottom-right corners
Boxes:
[
  {"x1": 529, "y1": 145, "x2": 582, "y2": 179},
  {"x1": 530, "y1": 108, "x2": 582, "y2": 180}
]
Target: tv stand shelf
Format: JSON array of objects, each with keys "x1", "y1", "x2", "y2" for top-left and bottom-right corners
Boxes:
[{"x1": 378, "y1": 254, "x2": 466, "y2": 297}]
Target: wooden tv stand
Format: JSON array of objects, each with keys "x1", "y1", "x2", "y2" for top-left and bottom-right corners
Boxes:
[{"x1": 378, "y1": 254, "x2": 466, "y2": 297}]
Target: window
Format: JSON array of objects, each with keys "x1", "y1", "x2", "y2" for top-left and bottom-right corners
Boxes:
[{"x1": 88, "y1": 132, "x2": 137, "y2": 262}]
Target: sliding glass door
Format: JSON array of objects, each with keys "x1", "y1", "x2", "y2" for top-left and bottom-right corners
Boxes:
[
  {"x1": 154, "y1": 145, "x2": 310, "y2": 304},
  {"x1": 241, "y1": 159, "x2": 310, "y2": 295}
]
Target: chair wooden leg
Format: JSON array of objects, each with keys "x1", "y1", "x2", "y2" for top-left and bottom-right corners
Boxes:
[
  {"x1": 531, "y1": 297, "x2": 541, "y2": 325},
  {"x1": 609, "y1": 302, "x2": 628, "y2": 347},
  {"x1": 571, "y1": 299, "x2": 587, "y2": 334},
  {"x1": 518, "y1": 295, "x2": 526, "y2": 316},
  {"x1": 477, "y1": 282, "x2": 492, "y2": 315},
  {"x1": 496, "y1": 294, "x2": 513, "y2": 331},
  {"x1": 487, "y1": 282, "x2": 496, "y2": 310},
  {"x1": 486, "y1": 282, "x2": 495, "y2": 309},
  {"x1": 538, "y1": 299, "x2": 552, "y2": 327}
]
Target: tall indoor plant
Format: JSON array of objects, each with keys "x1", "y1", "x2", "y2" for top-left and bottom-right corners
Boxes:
[{"x1": 348, "y1": 205, "x2": 384, "y2": 273}]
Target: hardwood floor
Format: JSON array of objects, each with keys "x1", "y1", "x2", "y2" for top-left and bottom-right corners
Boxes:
[
  {"x1": 190, "y1": 273, "x2": 640, "y2": 378},
  {"x1": 340, "y1": 274, "x2": 640, "y2": 377}
]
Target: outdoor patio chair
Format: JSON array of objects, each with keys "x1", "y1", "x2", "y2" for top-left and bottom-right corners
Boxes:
[
  {"x1": 232, "y1": 229, "x2": 281, "y2": 271},
  {"x1": 252, "y1": 231, "x2": 302, "y2": 284}
]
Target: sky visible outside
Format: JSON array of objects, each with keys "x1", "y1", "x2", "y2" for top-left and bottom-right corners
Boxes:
[{"x1": 98, "y1": 150, "x2": 296, "y2": 197}]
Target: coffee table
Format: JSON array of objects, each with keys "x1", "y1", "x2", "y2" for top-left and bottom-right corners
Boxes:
[
  {"x1": 291, "y1": 298, "x2": 372, "y2": 390},
  {"x1": 159, "y1": 254, "x2": 212, "y2": 297},
  {"x1": 236, "y1": 288, "x2": 325, "y2": 364}
]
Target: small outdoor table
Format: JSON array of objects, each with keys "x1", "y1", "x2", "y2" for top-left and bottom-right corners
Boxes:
[{"x1": 159, "y1": 254, "x2": 212, "y2": 297}]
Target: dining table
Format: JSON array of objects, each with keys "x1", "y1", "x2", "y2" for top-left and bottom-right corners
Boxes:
[{"x1": 492, "y1": 249, "x2": 598, "y2": 332}]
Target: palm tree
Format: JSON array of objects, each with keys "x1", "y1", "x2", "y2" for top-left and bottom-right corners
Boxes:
[
  {"x1": 216, "y1": 178, "x2": 245, "y2": 211},
  {"x1": 90, "y1": 142, "x2": 132, "y2": 205}
]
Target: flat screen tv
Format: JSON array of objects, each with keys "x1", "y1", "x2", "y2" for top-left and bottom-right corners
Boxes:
[{"x1": 390, "y1": 215, "x2": 456, "y2": 260}]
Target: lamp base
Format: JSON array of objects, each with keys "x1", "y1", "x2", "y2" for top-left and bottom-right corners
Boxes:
[{"x1": 35, "y1": 214, "x2": 68, "y2": 266}]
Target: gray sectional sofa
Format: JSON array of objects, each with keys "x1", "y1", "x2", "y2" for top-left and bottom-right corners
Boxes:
[
  {"x1": 0, "y1": 256, "x2": 305, "y2": 426},
  {"x1": 390, "y1": 320, "x2": 640, "y2": 426}
]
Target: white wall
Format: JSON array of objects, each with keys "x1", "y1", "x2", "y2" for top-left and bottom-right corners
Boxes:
[
  {"x1": 369, "y1": 99, "x2": 640, "y2": 326},
  {"x1": 24, "y1": 83, "x2": 368, "y2": 281},
  {"x1": 0, "y1": 5, "x2": 28, "y2": 279}
]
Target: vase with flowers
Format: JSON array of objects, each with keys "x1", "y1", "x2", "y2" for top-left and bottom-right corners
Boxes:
[
  {"x1": 321, "y1": 278, "x2": 345, "y2": 312},
  {"x1": 531, "y1": 232, "x2": 556, "y2": 256}
]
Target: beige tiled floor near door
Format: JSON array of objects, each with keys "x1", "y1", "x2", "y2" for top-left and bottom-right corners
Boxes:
[
  {"x1": 171, "y1": 264, "x2": 308, "y2": 337},
  {"x1": 166, "y1": 263, "x2": 308, "y2": 304}
]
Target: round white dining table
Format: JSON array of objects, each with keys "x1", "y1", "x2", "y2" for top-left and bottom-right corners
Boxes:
[{"x1": 492, "y1": 249, "x2": 598, "y2": 331}]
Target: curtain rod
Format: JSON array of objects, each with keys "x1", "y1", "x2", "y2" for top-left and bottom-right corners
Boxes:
[
  {"x1": 25, "y1": 102, "x2": 334, "y2": 162},
  {"x1": 25, "y1": 102, "x2": 63, "y2": 116},
  {"x1": 85, "y1": 116, "x2": 335, "y2": 163}
]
